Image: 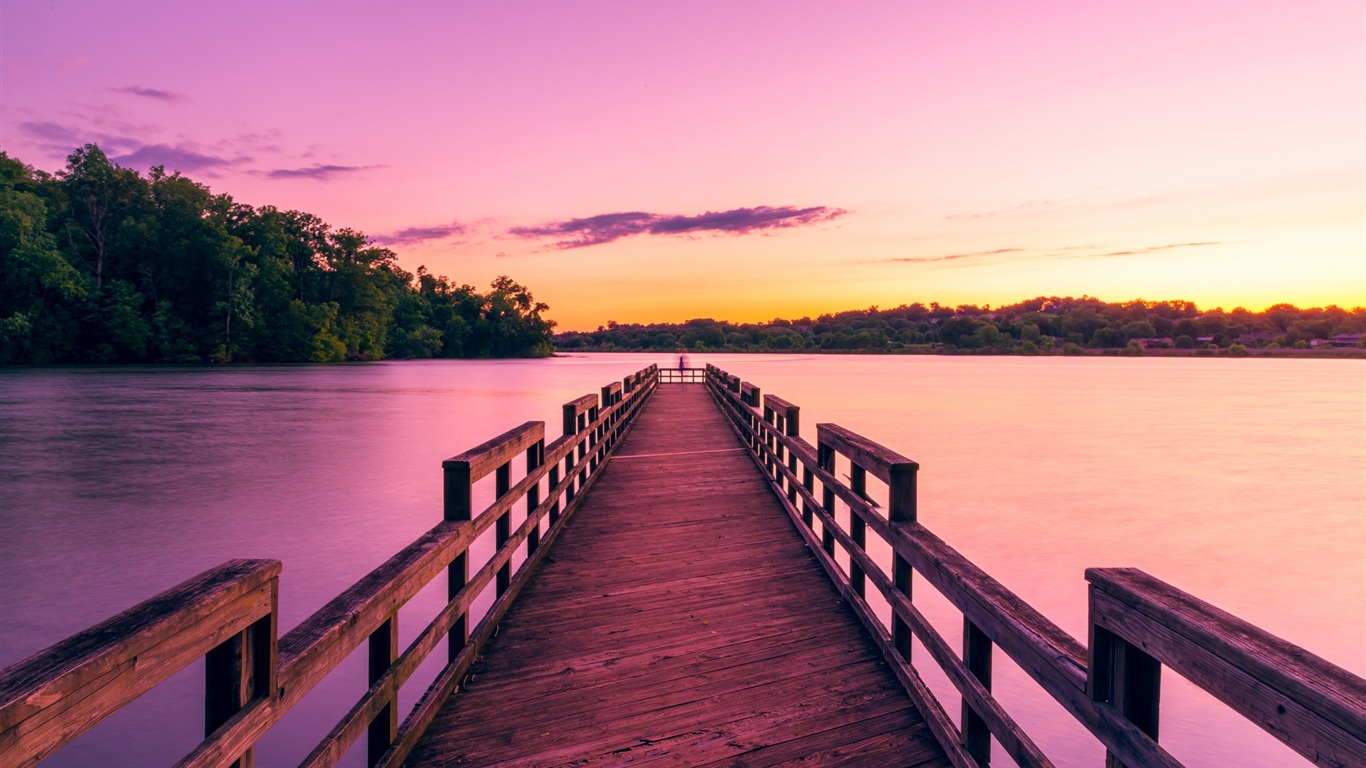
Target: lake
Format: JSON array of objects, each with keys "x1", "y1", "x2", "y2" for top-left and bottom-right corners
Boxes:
[{"x1": 1, "y1": 354, "x2": 1362, "y2": 767}]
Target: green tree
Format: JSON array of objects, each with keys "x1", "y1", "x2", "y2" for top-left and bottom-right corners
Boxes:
[
  {"x1": 57, "y1": 145, "x2": 152, "y2": 291},
  {"x1": 0, "y1": 153, "x2": 85, "y2": 362}
]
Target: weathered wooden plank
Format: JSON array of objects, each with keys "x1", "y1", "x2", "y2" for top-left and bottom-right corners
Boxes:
[
  {"x1": 560, "y1": 686, "x2": 914, "y2": 767},
  {"x1": 761, "y1": 393, "x2": 799, "y2": 429},
  {"x1": 563, "y1": 393, "x2": 599, "y2": 431},
  {"x1": 430, "y1": 660, "x2": 901, "y2": 766},
  {"x1": 174, "y1": 694, "x2": 281, "y2": 768},
  {"x1": 816, "y1": 421, "x2": 918, "y2": 487},
  {"x1": 691, "y1": 712, "x2": 944, "y2": 768},
  {"x1": 277, "y1": 521, "x2": 470, "y2": 709},
  {"x1": 442, "y1": 420, "x2": 544, "y2": 483},
  {"x1": 0, "y1": 560, "x2": 279, "y2": 768},
  {"x1": 1088, "y1": 567, "x2": 1366, "y2": 768},
  {"x1": 601, "y1": 380, "x2": 623, "y2": 403}
]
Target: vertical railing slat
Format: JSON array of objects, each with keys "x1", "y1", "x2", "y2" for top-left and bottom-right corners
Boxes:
[
  {"x1": 367, "y1": 616, "x2": 398, "y2": 767},
  {"x1": 962, "y1": 617, "x2": 993, "y2": 765}
]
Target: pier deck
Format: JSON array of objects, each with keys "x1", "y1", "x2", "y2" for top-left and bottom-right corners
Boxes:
[{"x1": 407, "y1": 385, "x2": 949, "y2": 767}]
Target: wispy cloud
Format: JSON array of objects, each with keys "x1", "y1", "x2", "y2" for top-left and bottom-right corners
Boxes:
[
  {"x1": 509, "y1": 205, "x2": 847, "y2": 249},
  {"x1": 373, "y1": 221, "x2": 467, "y2": 246},
  {"x1": 19, "y1": 120, "x2": 88, "y2": 147},
  {"x1": 882, "y1": 241, "x2": 1229, "y2": 268},
  {"x1": 255, "y1": 164, "x2": 380, "y2": 180},
  {"x1": 112, "y1": 144, "x2": 238, "y2": 172},
  {"x1": 17, "y1": 116, "x2": 336, "y2": 181},
  {"x1": 1094, "y1": 241, "x2": 1224, "y2": 257},
  {"x1": 18, "y1": 120, "x2": 144, "y2": 159},
  {"x1": 887, "y1": 248, "x2": 1024, "y2": 264},
  {"x1": 111, "y1": 85, "x2": 189, "y2": 103}
]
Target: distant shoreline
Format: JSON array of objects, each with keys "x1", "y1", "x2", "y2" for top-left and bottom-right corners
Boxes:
[{"x1": 554, "y1": 347, "x2": 1366, "y2": 360}]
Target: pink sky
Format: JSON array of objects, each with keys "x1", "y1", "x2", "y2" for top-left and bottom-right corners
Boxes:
[{"x1": 3, "y1": 0, "x2": 1362, "y2": 330}]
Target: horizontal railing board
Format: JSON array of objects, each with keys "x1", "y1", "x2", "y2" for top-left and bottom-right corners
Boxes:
[
  {"x1": 816, "y1": 422, "x2": 918, "y2": 486},
  {"x1": 1089, "y1": 568, "x2": 1366, "y2": 767},
  {"x1": 277, "y1": 520, "x2": 471, "y2": 708},
  {"x1": 442, "y1": 421, "x2": 545, "y2": 483},
  {"x1": 173, "y1": 693, "x2": 280, "y2": 768},
  {"x1": 562, "y1": 394, "x2": 599, "y2": 435},
  {"x1": 0, "y1": 559, "x2": 279, "y2": 768}
]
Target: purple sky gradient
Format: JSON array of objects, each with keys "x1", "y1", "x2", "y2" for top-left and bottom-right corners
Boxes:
[{"x1": 3, "y1": 0, "x2": 1361, "y2": 328}]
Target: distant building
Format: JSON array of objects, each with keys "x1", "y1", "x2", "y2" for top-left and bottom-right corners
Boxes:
[
  {"x1": 1136, "y1": 337, "x2": 1173, "y2": 349},
  {"x1": 1326, "y1": 333, "x2": 1366, "y2": 347}
]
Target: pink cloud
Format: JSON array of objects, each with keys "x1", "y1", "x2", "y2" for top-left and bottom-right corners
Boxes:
[{"x1": 510, "y1": 205, "x2": 848, "y2": 249}]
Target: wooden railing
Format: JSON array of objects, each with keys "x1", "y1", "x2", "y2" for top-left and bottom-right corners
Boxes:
[
  {"x1": 0, "y1": 364, "x2": 660, "y2": 768},
  {"x1": 658, "y1": 366, "x2": 706, "y2": 384},
  {"x1": 703, "y1": 364, "x2": 1366, "y2": 768}
]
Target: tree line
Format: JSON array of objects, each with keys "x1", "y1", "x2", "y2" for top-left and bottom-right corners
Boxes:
[
  {"x1": 555, "y1": 297, "x2": 1366, "y2": 355},
  {"x1": 0, "y1": 145, "x2": 555, "y2": 364}
]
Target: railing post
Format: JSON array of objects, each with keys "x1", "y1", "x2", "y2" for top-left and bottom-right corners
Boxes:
[
  {"x1": 584, "y1": 405, "x2": 597, "y2": 478},
  {"x1": 526, "y1": 439, "x2": 544, "y2": 556},
  {"x1": 849, "y1": 464, "x2": 867, "y2": 598},
  {"x1": 205, "y1": 593, "x2": 276, "y2": 768},
  {"x1": 495, "y1": 461, "x2": 512, "y2": 595},
  {"x1": 1089, "y1": 621, "x2": 1162, "y2": 768},
  {"x1": 763, "y1": 405, "x2": 780, "y2": 481},
  {"x1": 817, "y1": 441, "x2": 837, "y2": 557},
  {"x1": 596, "y1": 386, "x2": 611, "y2": 471},
  {"x1": 749, "y1": 385, "x2": 761, "y2": 456},
  {"x1": 548, "y1": 462, "x2": 562, "y2": 526},
  {"x1": 889, "y1": 463, "x2": 917, "y2": 661},
  {"x1": 562, "y1": 402, "x2": 578, "y2": 440},
  {"x1": 367, "y1": 615, "x2": 398, "y2": 766},
  {"x1": 443, "y1": 459, "x2": 472, "y2": 658},
  {"x1": 801, "y1": 465, "x2": 815, "y2": 528},
  {"x1": 784, "y1": 405, "x2": 800, "y2": 507},
  {"x1": 962, "y1": 618, "x2": 993, "y2": 765}
]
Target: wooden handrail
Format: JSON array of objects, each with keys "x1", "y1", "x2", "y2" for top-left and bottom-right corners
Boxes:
[
  {"x1": 0, "y1": 559, "x2": 280, "y2": 768},
  {"x1": 443, "y1": 421, "x2": 544, "y2": 483},
  {"x1": 703, "y1": 364, "x2": 1364, "y2": 768},
  {"x1": 0, "y1": 365, "x2": 660, "y2": 768},
  {"x1": 657, "y1": 366, "x2": 706, "y2": 384},
  {"x1": 816, "y1": 422, "x2": 918, "y2": 488},
  {"x1": 1088, "y1": 567, "x2": 1366, "y2": 767}
]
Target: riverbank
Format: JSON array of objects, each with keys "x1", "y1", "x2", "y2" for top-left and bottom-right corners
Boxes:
[{"x1": 556, "y1": 346, "x2": 1366, "y2": 359}]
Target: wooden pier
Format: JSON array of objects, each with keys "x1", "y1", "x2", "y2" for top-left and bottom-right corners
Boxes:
[
  {"x1": 407, "y1": 384, "x2": 946, "y2": 767},
  {"x1": 2, "y1": 364, "x2": 1363, "y2": 768}
]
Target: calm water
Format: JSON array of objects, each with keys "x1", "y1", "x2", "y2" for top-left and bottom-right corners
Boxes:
[{"x1": 1, "y1": 355, "x2": 1362, "y2": 767}]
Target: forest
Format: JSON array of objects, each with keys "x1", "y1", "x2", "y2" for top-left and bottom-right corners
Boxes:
[
  {"x1": 555, "y1": 297, "x2": 1366, "y2": 356},
  {"x1": 0, "y1": 145, "x2": 555, "y2": 364}
]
